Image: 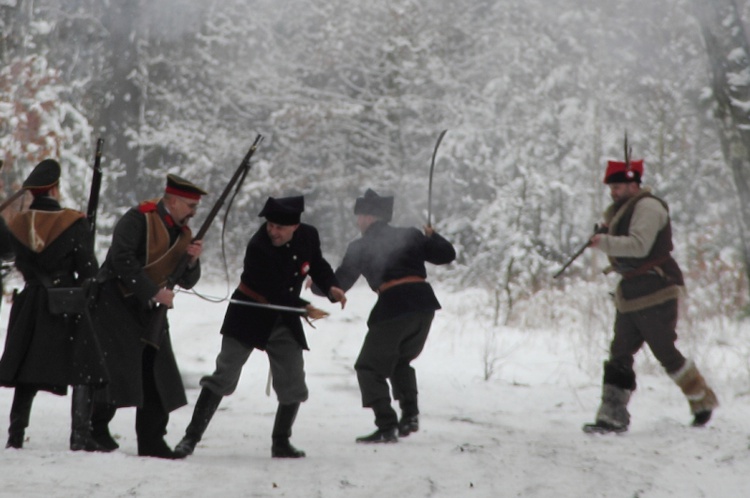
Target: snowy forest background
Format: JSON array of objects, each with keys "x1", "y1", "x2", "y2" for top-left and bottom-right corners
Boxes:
[{"x1": 3, "y1": 0, "x2": 750, "y2": 350}]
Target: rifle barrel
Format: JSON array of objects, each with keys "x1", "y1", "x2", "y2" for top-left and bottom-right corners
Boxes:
[{"x1": 142, "y1": 134, "x2": 264, "y2": 348}]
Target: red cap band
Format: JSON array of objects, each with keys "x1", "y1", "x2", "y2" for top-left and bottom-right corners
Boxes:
[{"x1": 165, "y1": 186, "x2": 202, "y2": 200}]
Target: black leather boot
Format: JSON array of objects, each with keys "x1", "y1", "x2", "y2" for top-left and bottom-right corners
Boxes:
[
  {"x1": 91, "y1": 402, "x2": 119, "y2": 450},
  {"x1": 70, "y1": 385, "x2": 111, "y2": 452},
  {"x1": 271, "y1": 403, "x2": 305, "y2": 458},
  {"x1": 398, "y1": 398, "x2": 419, "y2": 437},
  {"x1": 356, "y1": 398, "x2": 398, "y2": 444},
  {"x1": 6, "y1": 386, "x2": 36, "y2": 449},
  {"x1": 174, "y1": 388, "x2": 222, "y2": 458}
]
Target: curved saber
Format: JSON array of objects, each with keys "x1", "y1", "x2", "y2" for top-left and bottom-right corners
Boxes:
[
  {"x1": 427, "y1": 129, "x2": 448, "y2": 228},
  {"x1": 229, "y1": 299, "x2": 309, "y2": 314}
]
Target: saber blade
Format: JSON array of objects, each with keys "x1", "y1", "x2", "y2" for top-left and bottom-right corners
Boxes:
[{"x1": 428, "y1": 129, "x2": 448, "y2": 227}]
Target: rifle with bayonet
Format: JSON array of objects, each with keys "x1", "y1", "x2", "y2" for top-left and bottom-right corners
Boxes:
[
  {"x1": 86, "y1": 138, "x2": 104, "y2": 242},
  {"x1": 142, "y1": 134, "x2": 264, "y2": 348},
  {"x1": 553, "y1": 224, "x2": 606, "y2": 279}
]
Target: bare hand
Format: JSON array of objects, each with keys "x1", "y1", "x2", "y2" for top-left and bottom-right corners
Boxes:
[
  {"x1": 423, "y1": 225, "x2": 434, "y2": 237},
  {"x1": 153, "y1": 288, "x2": 175, "y2": 308},
  {"x1": 187, "y1": 239, "x2": 203, "y2": 264},
  {"x1": 328, "y1": 286, "x2": 347, "y2": 309},
  {"x1": 305, "y1": 304, "x2": 330, "y2": 320},
  {"x1": 590, "y1": 234, "x2": 602, "y2": 248}
]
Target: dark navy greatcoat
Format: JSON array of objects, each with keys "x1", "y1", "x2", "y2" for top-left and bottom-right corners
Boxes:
[
  {"x1": 0, "y1": 196, "x2": 106, "y2": 394},
  {"x1": 92, "y1": 200, "x2": 200, "y2": 412},
  {"x1": 220, "y1": 222, "x2": 339, "y2": 351}
]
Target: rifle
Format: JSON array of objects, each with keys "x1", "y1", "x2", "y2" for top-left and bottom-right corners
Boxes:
[
  {"x1": 553, "y1": 224, "x2": 604, "y2": 279},
  {"x1": 86, "y1": 138, "x2": 104, "y2": 239},
  {"x1": 0, "y1": 158, "x2": 24, "y2": 212},
  {"x1": 0, "y1": 190, "x2": 25, "y2": 213},
  {"x1": 427, "y1": 130, "x2": 447, "y2": 227},
  {"x1": 142, "y1": 134, "x2": 264, "y2": 348}
]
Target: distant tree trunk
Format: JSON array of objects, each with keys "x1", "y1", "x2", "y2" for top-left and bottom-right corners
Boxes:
[
  {"x1": 97, "y1": 0, "x2": 145, "y2": 205},
  {"x1": 693, "y1": 0, "x2": 750, "y2": 282},
  {"x1": 0, "y1": 0, "x2": 29, "y2": 65}
]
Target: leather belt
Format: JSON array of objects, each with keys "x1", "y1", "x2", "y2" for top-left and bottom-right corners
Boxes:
[
  {"x1": 378, "y1": 276, "x2": 426, "y2": 294},
  {"x1": 238, "y1": 281, "x2": 269, "y2": 303}
]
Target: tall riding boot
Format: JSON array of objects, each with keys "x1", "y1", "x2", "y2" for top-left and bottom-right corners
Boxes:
[
  {"x1": 174, "y1": 387, "x2": 222, "y2": 458},
  {"x1": 669, "y1": 359, "x2": 719, "y2": 427},
  {"x1": 271, "y1": 402, "x2": 305, "y2": 458},
  {"x1": 91, "y1": 402, "x2": 119, "y2": 451},
  {"x1": 398, "y1": 397, "x2": 419, "y2": 437},
  {"x1": 583, "y1": 361, "x2": 636, "y2": 434},
  {"x1": 356, "y1": 398, "x2": 398, "y2": 443},
  {"x1": 70, "y1": 385, "x2": 110, "y2": 452},
  {"x1": 6, "y1": 386, "x2": 36, "y2": 449}
]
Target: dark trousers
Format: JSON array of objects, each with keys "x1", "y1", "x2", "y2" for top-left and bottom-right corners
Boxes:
[
  {"x1": 135, "y1": 346, "x2": 169, "y2": 449},
  {"x1": 609, "y1": 299, "x2": 685, "y2": 376},
  {"x1": 355, "y1": 311, "x2": 434, "y2": 409}
]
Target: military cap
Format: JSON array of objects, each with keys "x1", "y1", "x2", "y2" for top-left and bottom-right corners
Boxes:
[
  {"x1": 354, "y1": 188, "x2": 394, "y2": 222},
  {"x1": 23, "y1": 159, "x2": 61, "y2": 195},
  {"x1": 604, "y1": 159, "x2": 644, "y2": 184},
  {"x1": 165, "y1": 173, "x2": 207, "y2": 200},
  {"x1": 258, "y1": 195, "x2": 304, "y2": 225}
]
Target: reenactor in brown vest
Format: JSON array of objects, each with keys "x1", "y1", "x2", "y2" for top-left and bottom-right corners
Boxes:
[
  {"x1": 583, "y1": 156, "x2": 719, "y2": 434},
  {"x1": 0, "y1": 159, "x2": 108, "y2": 451},
  {"x1": 89, "y1": 174, "x2": 205, "y2": 458}
]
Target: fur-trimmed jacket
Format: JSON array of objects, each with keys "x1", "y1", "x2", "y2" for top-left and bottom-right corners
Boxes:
[{"x1": 597, "y1": 187, "x2": 684, "y2": 313}]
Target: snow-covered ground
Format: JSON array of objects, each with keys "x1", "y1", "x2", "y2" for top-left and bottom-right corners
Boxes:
[{"x1": 0, "y1": 281, "x2": 748, "y2": 498}]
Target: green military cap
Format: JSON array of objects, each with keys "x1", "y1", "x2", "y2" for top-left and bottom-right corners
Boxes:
[
  {"x1": 165, "y1": 173, "x2": 207, "y2": 199},
  {"x1": 23, "y1": 159, "x2": 61, "y2": 195}
]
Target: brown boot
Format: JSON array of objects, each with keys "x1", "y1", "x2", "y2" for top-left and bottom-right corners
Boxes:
[{"x1": 669, "y1": 359, "x2": 719, "y2": 427}]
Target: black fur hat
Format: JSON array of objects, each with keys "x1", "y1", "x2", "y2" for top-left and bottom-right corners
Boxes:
[
  {"x1": 259, "y1": 195, "x2": 304, "y2": 225},
  {"x1": 354, "y1": 188, "x2": 394, "y2": 222}
]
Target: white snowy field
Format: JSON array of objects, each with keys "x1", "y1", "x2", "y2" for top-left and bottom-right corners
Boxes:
[{"x1": 0, "y1": 281, "x2": 749, "y2": 498}]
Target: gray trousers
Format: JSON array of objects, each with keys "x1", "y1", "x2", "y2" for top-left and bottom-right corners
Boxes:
[{"x1": 200, "y1": 322, "x2": 308, "y2": 404}]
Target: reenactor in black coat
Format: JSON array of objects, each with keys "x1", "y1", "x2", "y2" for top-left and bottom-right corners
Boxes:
[
  {"x1": 90, "y1": 174, "x2": 205, "y2": 458},
  {"x1": 322, "y1": 189, "x2": 456, "y2": 443},
  {"x1": 174, "y1": 195, "x2": 346, "y2": 459},
  {"x1": 0, "y1": 159, "x2": 108, "y2": 451},
  {"x1": 0, "y1": 215, "x2": 14, "y2": 312}
]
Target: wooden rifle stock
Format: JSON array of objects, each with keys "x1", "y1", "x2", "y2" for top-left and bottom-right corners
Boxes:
[
  {"x1": 553, "y1": 224, "x2": 602, "y2": 279},
  {"x1": 142, "y1": 134, "x2": 264, "y2": 348},
  {"x1": 0, "y1": 189, "x2": 25, "y2": 213}
]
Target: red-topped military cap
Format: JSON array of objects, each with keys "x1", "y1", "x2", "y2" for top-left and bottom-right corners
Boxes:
[
  {"x1": 23, "y1": 159, "x2": 61, "y2": 196},
  {"x1": 604, "y1": 159, "x2": 644, "y2": 184},
  {"x1": 165, "y1": 174, "x2": 207, "y2": 200}
]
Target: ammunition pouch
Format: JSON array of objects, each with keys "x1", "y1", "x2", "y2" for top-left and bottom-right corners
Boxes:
[{"x1": 47, "y1": 287, "x2": 88, "y2": 316}]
